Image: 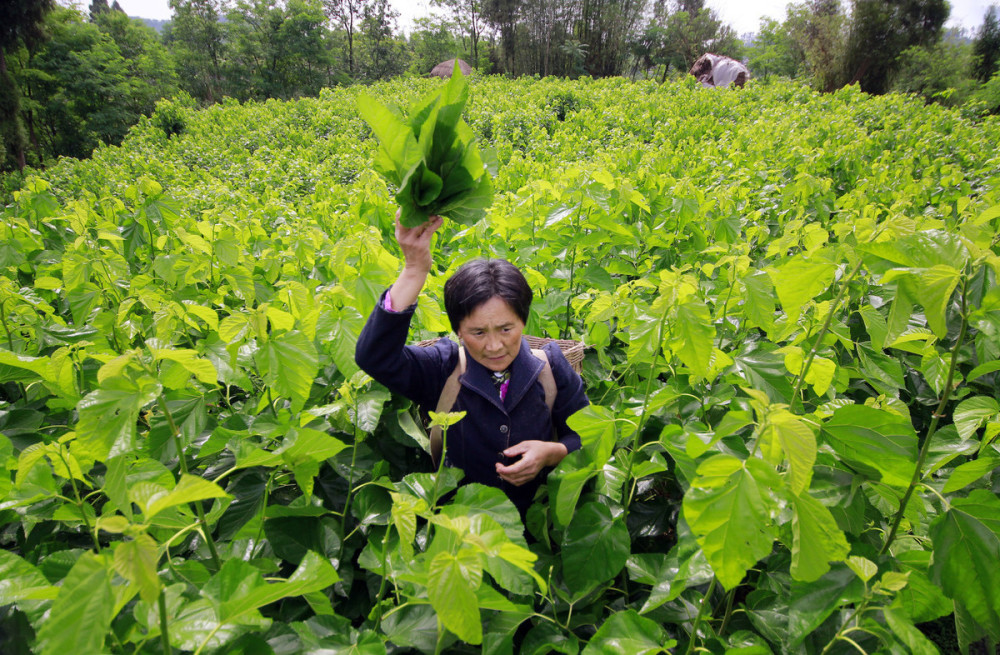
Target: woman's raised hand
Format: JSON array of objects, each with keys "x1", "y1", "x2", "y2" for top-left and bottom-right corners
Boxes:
[
  {"x1": 388, "y1": 210, "x2": 443, "y2": 310},
  {"x1": 396, "y1": 211, "x2": 444, "y2": 274}
]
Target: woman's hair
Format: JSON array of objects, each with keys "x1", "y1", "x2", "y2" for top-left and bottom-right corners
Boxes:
[{"x1": 444, "y1": 259, "x2": 533, "y2": 332}]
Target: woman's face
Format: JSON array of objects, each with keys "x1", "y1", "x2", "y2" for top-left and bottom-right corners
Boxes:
[{"x1": 456, "y1": 296, "x2": 525, "y2": 372}]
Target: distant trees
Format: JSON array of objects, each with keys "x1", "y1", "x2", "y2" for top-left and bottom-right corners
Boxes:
[
  {"x1": 629, "y1": 1, "x2": 741, "y2": 81},
  {"x1": 358, "y1": 0, "x2": 406, "y2": 80},
  {"x1": 165, "y1": 0, "x2": 228, "y2": 102},
  {"x1": 323, "y1": 0, "x2": 370, "y2": 76},
  {"x1": 844, "y1": 0, "x2": 948, "y2": 94},
  {"x1": 2, "y1": 4, "x2": 177, "y2": 172},
  {"x1": 432, "y1": 0, "x2": 486, "y2": 68},
  {"x1": 1, "y1": 0, "x2": 55, "y2": 171},
  {"x1": 226, "y1": 0, "x2": 332, "y2": 100},
  {"x1": 779, "y1": 0, "x2": 846, "y2": 91},
  {"x1": 408, "y1": 15, "x2": 467, "y2": 74},
  {"x1": 746, "y1": 18, "x2": 800, "y2": 80},
  {"x1": 972, "y1": 5, "x2": 1000, "y2": 82},
  {"x1": 18, "y1": 8, "x2": 178, "y2": 160}
]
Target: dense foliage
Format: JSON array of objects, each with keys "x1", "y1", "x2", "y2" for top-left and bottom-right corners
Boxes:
[{"x1": 2, "y1": 75, "x2": 1000, "y2": 654}]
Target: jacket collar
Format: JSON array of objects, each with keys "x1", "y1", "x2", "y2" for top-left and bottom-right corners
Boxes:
[{"x1": 460, "y1": 337, "x2": 544, "y2": 412}]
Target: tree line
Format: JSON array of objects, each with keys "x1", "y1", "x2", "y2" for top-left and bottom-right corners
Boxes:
[{"x1": 2, "y1": 0, "x2": 999, "y2": 177}]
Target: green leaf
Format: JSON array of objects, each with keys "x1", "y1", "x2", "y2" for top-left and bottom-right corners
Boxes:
[
  {"x1": 428, "y1": 550, "x2": 483, "y2": 644},
  {"x1": 113, "y1": 534, "x2": 161, "y2": 604},
  {"x1": 581, "y1": 610, "x2": 675, "y2": 654},
  {"x1": 787, "y1": 565, "x2": 865, "y2": 646},
  {"x1": 221, "y1": 551, "x2": 338, "y2": 623},
  {"x1": 548, "y1": 451, "x2": 595, "y2": 528},
  {"x1": 761, "y1": 409, "x2": 816, "y2": 495},
  {"x1": 968, "y1": 360, "x2": 1000, "y2": 382},
  {"x1": 682, "y1": 455, "x2": 778, "y2": 590},
  {"x1": 790, "y1": 492, "x2": 850, "y2": 582},
  {"x1": 145, "y1": 473, "x2": 230, "y2": 518},
  {"x1": 742, "y1": 270, "x2": 776, "y2": 333},
  {"x1": 151, "y1": 347, "x2": 218, "y2": 385},
  {"x1": 327, "y1": 306, "x2": 364, "y2": 378},
  {"x1": 36, "y1": 552, "x2": 115, "y2": 655},
  {"x1": 861, "y1": 229, "x2": 969, "y2": 271},
  {"x1": 765, "y1": 255, "x2": 837, "y2": 323},
  {"x1": 953, "y1": 396, "x2": 1000, "y2": 441},
  {"x1": 929, "y1": 490, "x2": 1000, "y2": 641},
  {"x1": 255, "y1": 330, "x2": 319, "y2": 411},
  {"x1": 280, "y1": 427, "x2": 348, "y2": 464},
  {"x1": 0, "y1": 550, "x2": 55, "y2": 605},
  {"x1": 561, "y1": 502, "x2": 630, "y2": 594},
  {"x1": 672, "y1": 298, "x2": 715, "y2": 380},
  {"x1": 917, "y1": 265, "x2": 961, "y2": 339},
  {"x1": 821, "y1": 405, "x2": 918, "y2": 487},
  {"x1": 943, "y1": 456, "x2": 1000, "y2": 493},
  {"x1": 566, "y1": 405, "x2": 617, "y2": 467},
  {"x1": 75, "y1": 380, "x2": 160, "y2": 463},
  {"x1": 627, "y1": 524, "x2": 713, "y2": 614}
]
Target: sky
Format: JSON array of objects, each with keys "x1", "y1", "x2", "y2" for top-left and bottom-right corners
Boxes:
[{"x1": 96, "y1": 0, "x2": 998, "y2": 36}]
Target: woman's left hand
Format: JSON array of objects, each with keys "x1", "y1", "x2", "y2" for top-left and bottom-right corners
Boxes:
[{"x1": 496, "y1": 441, "x2": 569, "y2": 487}]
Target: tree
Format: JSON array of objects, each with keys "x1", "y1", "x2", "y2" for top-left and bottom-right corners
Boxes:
[
  {"x1": 972, "y1": 4, "x2": 1000, "y2": 82},
  {"x1": 358, "y1": 0, "x2": 406, "y2": 80},
  {"x1": 14, "y1": 7, "x2": 178, "y2": 162},
  {"x1": 0, "y1": 0, "x2": 55, "y2": 171},
  {"x1": 408, "y1": 15, "x2": 465, "y2": 74},
  {"x1": 647, "y1": 2, "x2": 741, "y2": 82},
  {"x1": 432, "y1": 0, "x2": 487, "y2": 68},
  {"x1": 165, "y1": 0, "x2": 228, "y2": 103},
  {"x1": 746, "y1": 17, "x2": 801, "y2": 79},
  {"x1": 227, "y1": 0, "x2": 332, "y2": 100},
  {"x1": 893, "y1": 40, "x2": 975, "y2": 106},
  {"x1": 844, "y1": 0, "x2": 949, "y2": 94},
  {"x1": 324, "y1": 0, "x2": 371, "y2": 76},
  {"x1": 577, "y1": 0, "x2": 647, "y2": 77},
  {"x1": 784, "y1": 0, "x2": 848, "y2": 91},
  {"x1": 482, "y1": 0, "x2": 519, "y2": 73}
]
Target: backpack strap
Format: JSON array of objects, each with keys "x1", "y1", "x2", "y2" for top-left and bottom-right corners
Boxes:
[
  {"x1": 430, "y1": 347, "x2": 465, "y2": 467},
  {"x1": 530, "y1": 348, "x2": 557, "y2": 412},
  {"x1": 431, "y1": 346, "x2": 558, "y2": 466}
]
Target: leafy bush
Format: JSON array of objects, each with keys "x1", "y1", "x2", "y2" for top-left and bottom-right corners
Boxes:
[{"x1": 1, "y1": 76, "x2": 1000, "y2": 654}]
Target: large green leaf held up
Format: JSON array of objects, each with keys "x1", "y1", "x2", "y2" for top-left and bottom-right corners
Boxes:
[{"x1": 358, "y1": 63, "x2": 492, "y2": 227}]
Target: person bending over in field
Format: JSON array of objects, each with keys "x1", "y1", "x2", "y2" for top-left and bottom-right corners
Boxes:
[{"x1": 355, "y1": 213, "x2": 589, "y2": 517}]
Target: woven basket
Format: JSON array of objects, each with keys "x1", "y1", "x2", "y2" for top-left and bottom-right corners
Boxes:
[{"x1": 416, "y1": 335, "x2": 585, "y2": 373}]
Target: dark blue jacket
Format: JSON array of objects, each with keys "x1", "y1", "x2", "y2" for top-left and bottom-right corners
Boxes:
[{"x1": 355, "y1": 291, "x2": 589, "y2": 514}]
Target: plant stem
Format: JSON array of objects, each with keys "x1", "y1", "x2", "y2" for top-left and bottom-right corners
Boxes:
[
  {"x1": 157, "y1": 395, "x2": 222, "y2": 569},
  {"x1": 790, "y1": 260, "x2": 863, "y2": 412},
  {"x1": 372, "y1": 524, "x2": 393, "y2": 629},
  {"x1": 624, "y1": 300, "x2": 671, "y2": 510},
  {"x1": 562, "y1": 244, "x2": 578, "y2": 339},
  {"x1": 820, "y1": 600, "x2": 868, "y2": 655},
  {"x1": 57, "y1": 447, "x2": 101, "y2": 553},
  {"x1": 433, "y1": 620, "x2": 447, "y2": 655},
  {"x1": 158, "y1": 588, "x2": 172, "y2": 655},
  {"x1": 685, "y1": 577, "x2": 717, "y2": 655},
  {"x1": 717, "y1": 263, "x2": 739, "y2": 342},
  {"x1": 880, "y1": 276, "x2": 969, "y2": 555},
  {"x1": 718, "y1": 588, "x2": 736, "y2": 635},
  {"x1": 0, "y1": 299, "x2": 15, "y2": 350},
  {"x1": 340, "y1": 399, "x2": 361, "y2": 536}
]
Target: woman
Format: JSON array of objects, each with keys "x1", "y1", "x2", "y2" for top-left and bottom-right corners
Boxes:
[{"x1": 355, "y1": 214, "x2": 589, "y2": 516}]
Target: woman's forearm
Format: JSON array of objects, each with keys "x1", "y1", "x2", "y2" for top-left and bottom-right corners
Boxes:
[
  {"x1": 389, "y1": 266, "x2": 429, "y2": 310},
  {"x1": 389, "y1": 214, "x2": 443, "y2": 309}
]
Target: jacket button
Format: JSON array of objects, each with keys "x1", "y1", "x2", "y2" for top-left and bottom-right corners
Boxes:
[{"x1": 499, "y1": 425, "x2": 508, "y2": 433}]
